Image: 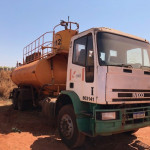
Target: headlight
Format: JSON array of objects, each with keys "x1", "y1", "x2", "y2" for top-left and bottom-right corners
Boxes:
[{"x1": 101, "y1": 112, "x2": 116, "y2": 120}]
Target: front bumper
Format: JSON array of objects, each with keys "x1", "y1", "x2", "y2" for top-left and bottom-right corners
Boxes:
[{"x1": 94, "y1": 106, "x2": 150, "y2": 136}]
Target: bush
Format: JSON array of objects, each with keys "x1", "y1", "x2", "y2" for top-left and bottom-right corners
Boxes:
[{"x1": 0, "y1": 70, "x2": 16, "y2": 99}]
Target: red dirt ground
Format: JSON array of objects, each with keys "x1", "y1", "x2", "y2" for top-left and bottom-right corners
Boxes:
[{"x1": 0, "y1": 100, "x2": 150, "y2": 150}]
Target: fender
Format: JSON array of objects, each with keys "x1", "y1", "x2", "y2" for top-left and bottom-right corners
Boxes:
[
  {"x1": 60, "y1": 90, "x2": 90, "y2": 114},
  {"x1": 59, "y1": 90, "x2": 94, "y2": 135}
]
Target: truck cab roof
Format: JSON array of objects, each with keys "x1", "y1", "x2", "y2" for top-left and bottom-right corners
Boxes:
[{"x1": 78, "y1": 27, "x2": 149, "y2": 44}]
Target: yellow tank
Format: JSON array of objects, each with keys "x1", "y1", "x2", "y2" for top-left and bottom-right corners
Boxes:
[
  {"x1": 53, "y1": 29, "x2": 77, "y2": 52},
  {"x1": 11, "y1": 54, "x2": 68, "y2": 91}
]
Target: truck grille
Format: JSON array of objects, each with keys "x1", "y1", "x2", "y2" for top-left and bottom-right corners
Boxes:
[
  {"x1": 124, "y1": 107, "x2": 150, "y2": 125},
  {"x1": 118, "y1": 93, "x2": 150, "y2": 97},
  {"x1": 112, "y1": 89, "x2": 150, "y2": 92},
  {"x1": 113, "y1": 98, "x2": 150, "y2": 102},
  {"x1": 112, "y1": 89, "x2": 150, "y2": 102}
]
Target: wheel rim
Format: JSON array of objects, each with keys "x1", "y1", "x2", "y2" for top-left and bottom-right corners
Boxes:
[{"x1": 60, "y1": 114, "x2": 74, "y2": 139}]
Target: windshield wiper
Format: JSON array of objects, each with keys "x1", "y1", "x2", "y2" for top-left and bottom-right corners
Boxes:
[
  {"x1": 120, "y1": 64, "x2": 133, "y2": 68},
  {"x1": 140, "y1": 66, "x2": 150, "y2": 70},
  {"x1": 107, "y1": 64, "x2": 133, "y2": 68}
]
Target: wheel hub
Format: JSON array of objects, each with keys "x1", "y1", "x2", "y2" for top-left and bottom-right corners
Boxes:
[{"x1": 60, "y1": 114, "x2": 74, "y2": 139}]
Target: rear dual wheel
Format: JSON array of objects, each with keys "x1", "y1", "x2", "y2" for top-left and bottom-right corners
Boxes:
[
  {"x1": 58, "y1": 105, "x2": 85, "y2": 148},
  {"x1": 12, "y1": 89, "x2": 18, "y2": 110},
  {"x1": 12, "y1": 96, "x2": 18, "y2": 110},
  {"x1": 12, "y1": 91, "x2": 26, "y2": 111},
  {"x1": 17, "y1": 93, "x2": 26, "y2": 111}
]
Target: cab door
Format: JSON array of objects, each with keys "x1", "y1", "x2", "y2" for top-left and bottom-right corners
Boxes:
[{"x1": 67, "y1": 33, "x2": 96, "y2": 104}]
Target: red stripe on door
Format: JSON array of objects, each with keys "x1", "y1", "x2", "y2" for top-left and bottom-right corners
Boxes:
[
  {"x1": 82, "y1": 68, "x2": 84, "y2": 81},
  {"x1": 70, "y1": 69, "x2": 72, "y2": 81}
]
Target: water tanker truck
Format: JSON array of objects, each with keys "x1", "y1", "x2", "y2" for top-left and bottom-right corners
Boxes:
[{"x1": 11, "y1": 20, "x2": 150, "y2": 148}]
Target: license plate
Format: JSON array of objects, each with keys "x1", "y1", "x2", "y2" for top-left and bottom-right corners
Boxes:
[{"x1": 133, "y1": 112, "x2": 145, "y2": 119}]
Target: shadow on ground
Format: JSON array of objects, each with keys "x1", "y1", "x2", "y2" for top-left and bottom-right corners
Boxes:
[
  {"x1": 31, "y1": 134, "x2": 150, "y2": 150},
  {"x1": 0, "y1": 104, "x2": 150, "y2": 150},
  {"x1": 0, "y1": 104, "x2": 56, "y2": 136}
]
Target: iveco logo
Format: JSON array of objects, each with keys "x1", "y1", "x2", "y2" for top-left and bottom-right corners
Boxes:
[{"x1": 132, "y1": 93, "x2": 144, "y2": 98}]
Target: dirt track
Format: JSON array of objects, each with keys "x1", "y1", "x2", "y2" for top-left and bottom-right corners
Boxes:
[{"x1": 0, "y1": 100, "x2": 150, "y2": 150}]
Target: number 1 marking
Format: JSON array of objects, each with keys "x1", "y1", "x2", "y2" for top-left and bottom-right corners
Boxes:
[{"x1": 91, "y1": 87, "x2": 94, "y2": 95}]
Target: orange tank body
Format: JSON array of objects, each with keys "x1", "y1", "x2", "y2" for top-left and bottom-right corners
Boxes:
[
  {"x1": 11, "y1": 54, "x2": 68, "y2": 91},
  {"x1": 11, "y1": 26, "x2": 78, "y2": 93}
]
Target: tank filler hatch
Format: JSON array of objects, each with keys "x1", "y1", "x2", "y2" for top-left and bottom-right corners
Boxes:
[{"x1": 23, "y1": 20, "x2": 79, "y2": 65}]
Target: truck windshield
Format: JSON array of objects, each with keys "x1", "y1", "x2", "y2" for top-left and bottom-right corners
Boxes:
[{"x1": 97, "y1": 32, "x2": 150, "y2": 69}]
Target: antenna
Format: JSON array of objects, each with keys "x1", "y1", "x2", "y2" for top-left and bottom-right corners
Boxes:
[{"x1": 68, "y1": 16, "x2": 70, "y2": 22}]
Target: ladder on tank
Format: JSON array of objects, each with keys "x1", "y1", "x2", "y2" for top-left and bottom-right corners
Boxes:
[
  {"x1": 23, "y1": 31, "x2": 54, "y2": 64},
  {"x1": 22, "y1": 20, "x2": 79, "y2": 65}
]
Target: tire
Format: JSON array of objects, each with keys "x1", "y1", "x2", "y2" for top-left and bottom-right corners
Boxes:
[
  {"x1": 12, "y1": 89, "x2": 18, "y2": 110},
  {"x1": 12, "y1": 97, "x2": 18, "y2": 110},
  {"x1": 17, "y1": 93, "x2": 25, "y2": 111},
  {"x1": 58, "y1": 105, "x2": 85, "y2": 148}
]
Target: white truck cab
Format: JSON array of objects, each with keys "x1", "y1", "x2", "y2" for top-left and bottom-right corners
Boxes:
[{"x1": 67, "y1": 27, "x2": 150, "y2": 105}]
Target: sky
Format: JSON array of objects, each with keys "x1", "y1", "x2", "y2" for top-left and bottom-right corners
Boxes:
[{"x1": 0, "y1": 0, "x2": 150, "y2": 67}]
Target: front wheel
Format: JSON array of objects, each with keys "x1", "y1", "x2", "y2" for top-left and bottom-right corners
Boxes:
[{"x1": 58, "y1": 105, "x2": 85, "y2": 148}]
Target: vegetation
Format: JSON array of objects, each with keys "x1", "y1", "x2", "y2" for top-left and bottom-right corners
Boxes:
[
  {"x1": 0, "y1": 70, "x2": 16, "y2": 99},
  {"x1": 0, "y1": 66, "x2": 15, "y2": 71}
]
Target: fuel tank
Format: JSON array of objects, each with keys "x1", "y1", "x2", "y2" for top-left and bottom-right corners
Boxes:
[{"x1": 11, "y1": 54, "x2": 67, "y2": 91}]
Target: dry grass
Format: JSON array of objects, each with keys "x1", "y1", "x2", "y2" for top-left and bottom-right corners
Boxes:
[{"x1": 0, "y1": 70, "x2": 16, "y2": 99}]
